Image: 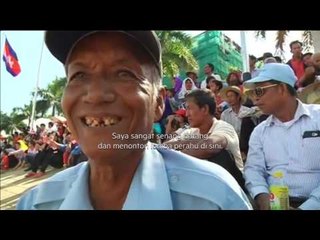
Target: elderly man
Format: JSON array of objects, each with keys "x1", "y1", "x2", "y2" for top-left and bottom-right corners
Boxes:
[
  {"x1": 17, "y1": 31, "x2": 251, "y2": 210},
  {"x1": 243, "y1": 63, "x2": 320, "y2": 210},
  {"x1": 220, "y1": 86, "x2": 255, "y2": 138},
  {"x1": 220, "y1": 86, "x2": 259, "y2": 162}
]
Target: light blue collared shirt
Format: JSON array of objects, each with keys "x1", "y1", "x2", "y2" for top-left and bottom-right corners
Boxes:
[
  {"x1": 244, "y1": 100, "x2": 320, "y2": 210},
  {"x1": 17, "y1": 143, "x2": 252, "y2": 210}
]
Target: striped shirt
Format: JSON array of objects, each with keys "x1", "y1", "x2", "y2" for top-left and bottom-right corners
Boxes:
[
  {"x1": 244, "y1": 100, "x2": 320, "y2": 210},
  {"x1": 221, "y1": 105, "x2": 255, "y2": 137}
]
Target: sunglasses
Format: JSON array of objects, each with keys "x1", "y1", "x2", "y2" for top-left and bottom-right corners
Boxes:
[{"x1": 245, "y1": 84, "x2": 279, "y2": 98}]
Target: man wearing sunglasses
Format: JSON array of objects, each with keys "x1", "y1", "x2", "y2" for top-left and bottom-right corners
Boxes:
[{"x1": 243, "y1": 63, "x2": 320, "y2": 210}]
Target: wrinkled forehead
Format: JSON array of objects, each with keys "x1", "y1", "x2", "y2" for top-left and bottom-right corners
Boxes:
[{"x1": 65, "y1": 32, "x2": 153, "y2": 67}]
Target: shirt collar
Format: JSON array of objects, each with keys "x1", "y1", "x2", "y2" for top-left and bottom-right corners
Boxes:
[
  {"x1": 224, "y1": 108, "x2": 233, "y2": 114},
  {"x1": 123, "y1": 142, "x2": 173, "y2": 210},
  {"x1": 59, "y1": 162, "x2": 93, "y2": 210},
  {"x1": 265, "y1": 99, "x2": 311, "y2": 127},
  {"x1": 35, "y1": 142, "x2": 173, "y2": 210},
  {"x1": 33, "y1": 163, "x2": 90, "y2": 210},
  {"x1": 227, "y1": 105, "x2": 250, "y2": 115},
  {"x1": 207, "y1": 118, "x2": 218, "y2": 135}
]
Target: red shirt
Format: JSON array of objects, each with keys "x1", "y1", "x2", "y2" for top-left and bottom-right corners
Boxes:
[
  {"x1": 13, "y1": 136, "x2": 21, "y2": 144},
  {"x1": 1, "y1": 156, "x2": 9, "y2": 170},
  {"x1": 291, "y1": 58, "x2": 305, "y2": 82}
]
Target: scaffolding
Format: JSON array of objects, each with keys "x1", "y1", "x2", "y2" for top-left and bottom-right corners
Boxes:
[{"x1": 191, "y1": 31, "x2": 243, "y2": 81}]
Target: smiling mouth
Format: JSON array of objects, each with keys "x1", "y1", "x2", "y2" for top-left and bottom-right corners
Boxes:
[{"x1": 81, "y1": 116, "x2": 121, "y2": 127}]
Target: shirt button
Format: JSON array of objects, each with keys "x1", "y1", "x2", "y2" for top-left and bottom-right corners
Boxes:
[{"x1": 170, "y1": 175, "x2": 179, "y2": 183}]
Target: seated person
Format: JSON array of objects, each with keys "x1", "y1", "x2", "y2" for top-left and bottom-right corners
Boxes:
[
  {"x1": 220, "y1": 86, "x2": 256, "y2": 138},
  {"x1": 166, "y1": 89, "x2": 243, "y2": 172},
  {"x1": 243, "y1": 63, "x2": 320, "y2": 210},
  {"x1": 177, "y1": 77, "x2": 198, "y2": 108},
  {"x1": 164, "y1": 109, "x2": 189, "y2": 139},
  {"x1": 226, "y1": 71, "x2": 243, "y2": 88},
  {"x1": 166, "y1": 88, "x2": 179, "y2": 112},
  {"x1": 25, "y1": 133, "x2": 64, "y2": 178},
  {"x1": 69, "y1": 145, "x2": 88, "y2": 166},
  {"x1": 220, "y1": 86, "x2": 262, "y2": 161},
  {"x1": 1, "y1": 148, "x2": 19, "y2": 170},
  {"x1": 23, "y1": 140, "x2": 39, "y2": 171},
  {"x1": 207, "y1": 76, "x2": 228, "y2": 119},
  {"x1": 61, "y1": 133, "x2": 78, "y2": 168},
  {"x1": 8, "y1": 141, "x2": 28, "y2": 169},
  {"x1": 300, "y1": 52, "x2": 320, "y2": 88},
  {"x1": 1, "y1": 149, "x2": 10, "y2": 170}
]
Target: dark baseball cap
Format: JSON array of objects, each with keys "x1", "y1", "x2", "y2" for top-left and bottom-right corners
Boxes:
[{"x1": 45, "y1": 31, "x2": 163, "y2": 76}]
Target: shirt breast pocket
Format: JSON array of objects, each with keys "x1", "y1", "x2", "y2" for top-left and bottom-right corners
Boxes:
[{"x1": 302, "y1": 137, "x2": 320, "y2": 170}]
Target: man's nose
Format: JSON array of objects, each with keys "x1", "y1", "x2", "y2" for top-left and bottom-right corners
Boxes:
[{"x1": 83, "y1": 78, "x2": 116, "y2": 104}]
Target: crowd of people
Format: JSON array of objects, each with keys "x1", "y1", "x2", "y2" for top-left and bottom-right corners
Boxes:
[
  {"x1": 0, "y1": 120, "x2": 87, "y2": 176},
  {"x1": 1, "y1": 31, "x2": 319, "y2": 210},
  {"x1": 147, "y1": 40, "x2": 320, "y2": 209},
  {"x1": 155, "y1": 41, "x2": 320, "y2": 161}
]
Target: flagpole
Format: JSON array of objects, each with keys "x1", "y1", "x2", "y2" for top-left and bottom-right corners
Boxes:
[
  {"x1": 240, "y1": 31, "x2": 249, "y2": 72},
  {"x1": 1, "y1": 31, "x2": 8, "y2": 56},
  {"x1": 30, "y1": 34, "x2": 45, "y2": 131}
]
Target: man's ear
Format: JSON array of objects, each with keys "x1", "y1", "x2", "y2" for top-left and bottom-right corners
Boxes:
[
  {"x1": 202, "y1": 104, "x2": 210, "y2": 115},
  {"x1": 154, "y1": 87, "x2": 166, "y2": 122},
  {"x1": 280, "y1": 83, "x2": 289, "y2": 97}
]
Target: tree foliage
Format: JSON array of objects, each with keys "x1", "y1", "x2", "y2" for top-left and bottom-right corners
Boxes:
[
  {"x1": 256, "y1": 30, "x2": 313, "y2": 53},
  {"x1": 156, "y1": 31, "x2": 198, "y2": 78}
]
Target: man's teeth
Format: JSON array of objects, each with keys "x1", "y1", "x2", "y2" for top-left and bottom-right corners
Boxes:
[{"x1": 84, "y1": 116, "x2": 120, "y2": 127}]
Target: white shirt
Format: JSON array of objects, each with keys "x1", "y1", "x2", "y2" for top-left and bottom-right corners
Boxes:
[
  {"x1": 221, "y1": 105, "x2": 255, "y2": 137},
  {"x1": 169, "y1": 119, "x2": 243, "y2": 171},
  {"x1": 244, "y1": 100, "x2": 320, "y2": 210}
]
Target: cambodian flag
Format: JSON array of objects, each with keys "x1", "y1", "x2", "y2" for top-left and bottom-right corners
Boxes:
[{"x1": 2, "y1": 38, "x2": 21, "y2": 77}]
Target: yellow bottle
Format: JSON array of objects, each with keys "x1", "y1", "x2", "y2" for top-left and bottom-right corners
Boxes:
[{"x1": 269, "y1": 171, "x2": 289, "y2": 210}]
